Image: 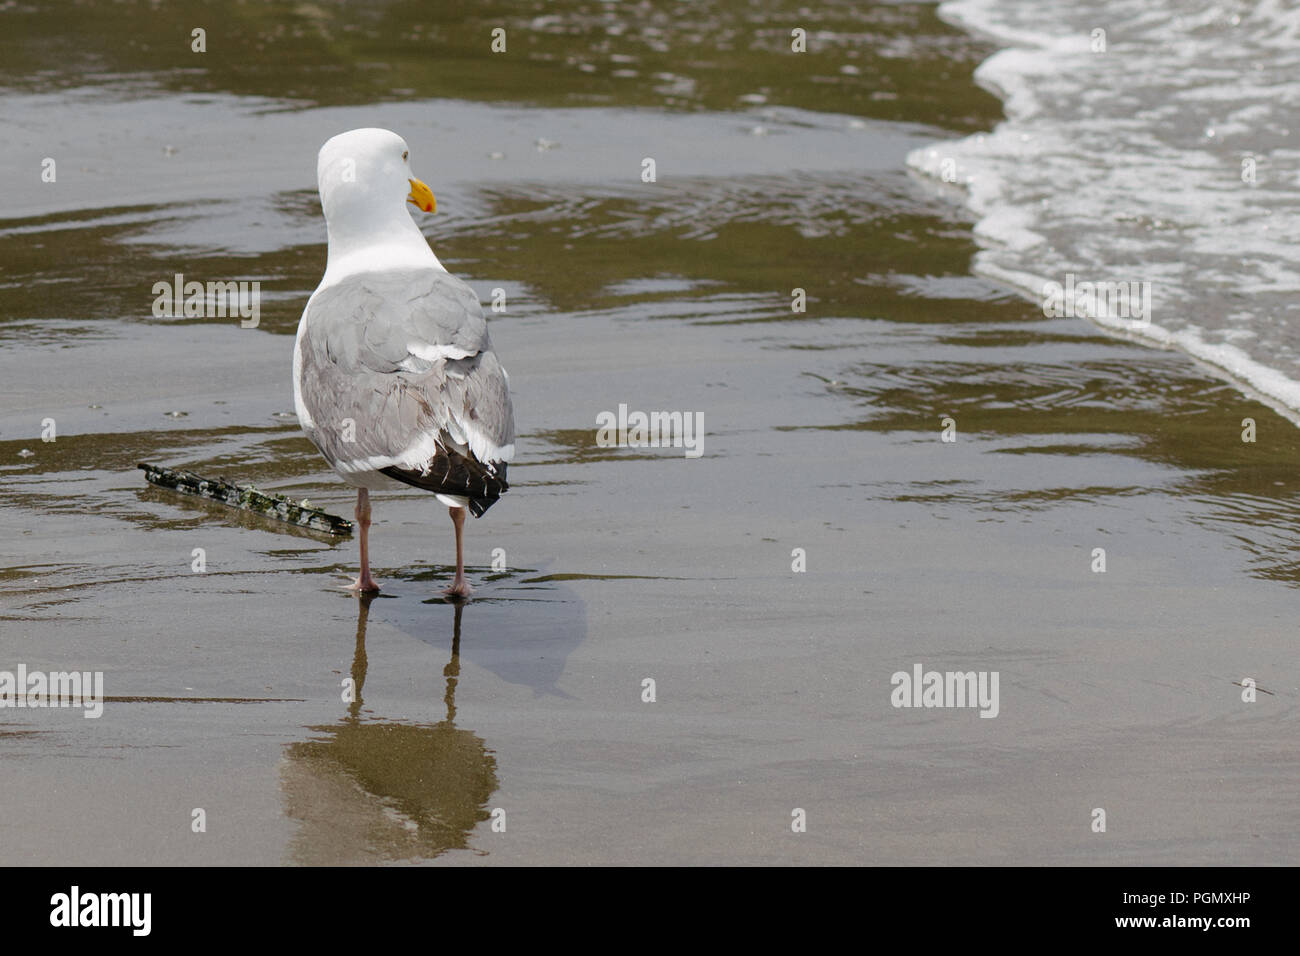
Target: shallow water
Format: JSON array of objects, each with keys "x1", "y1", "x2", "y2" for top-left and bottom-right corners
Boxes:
[
  {"x1": 912, "y1": 0, "x2": 1300, "y2": 422},
  {"x1": 2, "y1": 1, "x2": 1298, "y2": 865}
]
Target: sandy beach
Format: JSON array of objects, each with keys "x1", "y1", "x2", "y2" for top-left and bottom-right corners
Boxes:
[{"x1": 1, "y1": 0, "x2": 1297, "y2": 866}]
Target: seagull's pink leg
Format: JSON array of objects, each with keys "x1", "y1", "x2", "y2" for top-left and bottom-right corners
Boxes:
[
  {"x1": 443, "y1": 505, "x2": 472, "y2": 597},
  {"x1": 349, "y1": 488, "x2": 381, "y2": 593}
]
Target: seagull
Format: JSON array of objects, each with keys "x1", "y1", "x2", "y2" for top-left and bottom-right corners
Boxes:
[{"x1": 293, "y1": 128, "x2": 515, "y2": 597}]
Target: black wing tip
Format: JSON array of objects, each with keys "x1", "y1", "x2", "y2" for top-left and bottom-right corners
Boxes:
[{"x1": 379, "y1": 457, "x2": 508, "y2": 519}]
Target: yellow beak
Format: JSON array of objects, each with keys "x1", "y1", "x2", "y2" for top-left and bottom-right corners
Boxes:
[{"x1": 407, "y1": 178, "x2": 436, "y2": 214}]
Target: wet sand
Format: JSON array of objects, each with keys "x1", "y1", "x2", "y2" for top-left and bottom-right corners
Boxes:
[{"x1": 2, "y1": 1, "x2": 1297, "y2": 865}]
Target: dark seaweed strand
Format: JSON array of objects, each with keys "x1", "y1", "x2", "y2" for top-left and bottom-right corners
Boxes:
[{"x1": 137, "y1": 463, "x2": 353, "y2": 536}]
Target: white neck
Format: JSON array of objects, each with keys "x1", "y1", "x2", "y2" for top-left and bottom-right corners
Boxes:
[{"x1": 319, "y1": 206, "x2": 443, "y2": 289}]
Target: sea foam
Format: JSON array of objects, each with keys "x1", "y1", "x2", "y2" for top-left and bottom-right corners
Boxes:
[{"x1": 908, "y1": 0, "x2": 1300, "y2": 421}]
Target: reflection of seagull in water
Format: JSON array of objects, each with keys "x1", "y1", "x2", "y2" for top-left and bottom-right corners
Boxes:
[
  {"x1": 281, "y1": 596, "x2": 497, "y2": 863},
  {"x1": 345, "y1": 594, "x2": 468, "y2": 725},
  {"x1": 294, "y1": 127, "x2": 516, "y2": 597}
]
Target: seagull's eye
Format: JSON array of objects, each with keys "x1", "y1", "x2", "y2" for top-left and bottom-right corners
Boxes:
[{"x1": 402, "y1": 150, "x2": 409, "y2": 161}]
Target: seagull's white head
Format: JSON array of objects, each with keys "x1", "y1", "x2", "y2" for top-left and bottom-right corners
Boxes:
[{"x1": 315, "y1": 127, "x2": 441, "y2": 284}]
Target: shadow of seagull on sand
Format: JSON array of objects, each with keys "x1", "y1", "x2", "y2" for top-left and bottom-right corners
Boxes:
[{"x1": 364, "y1": 558, "x2": 589, "y2": 699}]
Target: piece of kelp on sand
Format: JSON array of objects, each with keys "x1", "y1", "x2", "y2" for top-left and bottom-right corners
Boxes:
[{"x1": 138, "y1": 463, "x2": 352, "y2": 536}]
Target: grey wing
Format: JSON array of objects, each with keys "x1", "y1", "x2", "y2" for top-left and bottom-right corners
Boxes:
[{"x1": 298, "y1": 269, "x2": 515, "y2": 484}]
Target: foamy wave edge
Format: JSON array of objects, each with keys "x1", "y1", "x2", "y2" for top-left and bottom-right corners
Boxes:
[{"x1": 907, "y1": 0, "x2": 1300, "y2": 427}]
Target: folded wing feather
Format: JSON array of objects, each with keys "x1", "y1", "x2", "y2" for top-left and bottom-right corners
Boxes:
[{"x1": 298, "y1": 268, "x2": 514, "y2": 515}]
